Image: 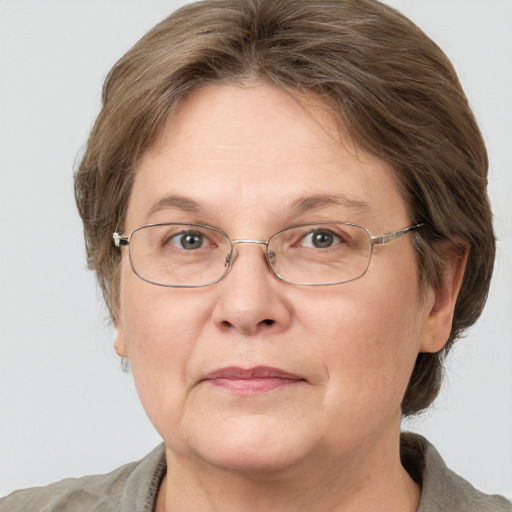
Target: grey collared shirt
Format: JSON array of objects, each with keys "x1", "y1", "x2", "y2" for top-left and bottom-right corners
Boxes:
[{"x1": 1, "y1": 434, "x2": 510, "y2": 511}]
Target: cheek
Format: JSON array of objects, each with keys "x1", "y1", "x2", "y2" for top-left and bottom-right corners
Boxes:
[
  {"x1": 117, "y1": 270, "x2": 213, "y2": 413},
  {"x1": 119, "y1": 248, "x2": 212, "y2": 356},
  {"x1": 300, "y1": 263, "x2": 424, "y2": 419}
]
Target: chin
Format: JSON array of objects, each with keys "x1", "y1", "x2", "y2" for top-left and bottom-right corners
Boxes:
[{"x1": 178, "y1": 415, "x2": 317, "y2": 475}]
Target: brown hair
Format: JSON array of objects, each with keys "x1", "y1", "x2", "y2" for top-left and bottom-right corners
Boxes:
[{"x1": 74, "y1": 0, "x2": 494, "y2": 416}]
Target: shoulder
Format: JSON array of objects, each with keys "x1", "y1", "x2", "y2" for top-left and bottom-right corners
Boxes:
[
  {"x1": 0, "y1": 444, "x2": 166, "y2": 512},
  {"x1": 401, "y1": 432, "x2": 512, "y2": 512}
]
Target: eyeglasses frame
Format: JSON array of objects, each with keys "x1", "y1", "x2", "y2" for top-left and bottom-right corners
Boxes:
[{"x1": 113, "y1": 221, "x2": 423, "y2": 288}]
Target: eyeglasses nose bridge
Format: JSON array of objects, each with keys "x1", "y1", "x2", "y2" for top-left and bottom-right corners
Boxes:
[
  {"x1": 231, "y1": 239, "x2": 269, "y2": 246},
  {"x1": 226, "y1": 239, "x2": 271, "y2": 272}
]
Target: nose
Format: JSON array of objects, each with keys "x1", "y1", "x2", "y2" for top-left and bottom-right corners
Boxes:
[{"x1": 212, "y1": 242, "x2": 292, "y2": 336}]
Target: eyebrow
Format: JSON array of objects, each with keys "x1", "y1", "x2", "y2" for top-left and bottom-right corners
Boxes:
[
  {"x1": 145, "y1": 193, "x2": 369, "y2": 222},
  {"x1": 289, "y1": 194, "x2": 370, "y2": 215},
  {"x1": 146, "y1": 194, "x2": 202, "y2": 219}
]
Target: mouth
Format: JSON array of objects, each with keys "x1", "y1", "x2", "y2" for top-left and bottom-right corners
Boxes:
[{"x1": 201, "y1": 366, "x2": 306, "y2": 394}]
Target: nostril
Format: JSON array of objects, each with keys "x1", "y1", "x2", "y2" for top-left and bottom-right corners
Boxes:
[{"x1": 219, "y1": 318, "x2": 275, "y2": 334}]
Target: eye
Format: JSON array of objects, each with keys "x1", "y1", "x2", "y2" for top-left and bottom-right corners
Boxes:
[
  {"x1": 299, "y1": 229, "x2": 342, "y2": 249},
  {"x1": 167, "y1": 231, "x2": 209, "y2": 250}
]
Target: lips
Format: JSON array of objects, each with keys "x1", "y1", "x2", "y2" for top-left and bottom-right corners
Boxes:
[{"x1": 201, "y1": 366, "x2": 305, "y2": 393}]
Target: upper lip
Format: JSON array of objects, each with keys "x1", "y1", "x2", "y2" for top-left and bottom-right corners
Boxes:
[{"x1": 202, "y1": 366, "x2": 304, "y2": 381}]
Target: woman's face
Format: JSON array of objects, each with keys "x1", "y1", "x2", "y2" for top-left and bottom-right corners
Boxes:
[{"x1": 115, "y1": 82, "x2": 441, "y2": 474}]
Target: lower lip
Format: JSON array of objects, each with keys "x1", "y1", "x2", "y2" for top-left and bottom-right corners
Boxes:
[{"x1": 208, "y1": 377, "x2": 301, "y2": 393}]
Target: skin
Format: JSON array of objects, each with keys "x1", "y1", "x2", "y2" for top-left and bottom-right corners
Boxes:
[{"x1": 114, "y1": 82, "x2": 466, "y2": 512}]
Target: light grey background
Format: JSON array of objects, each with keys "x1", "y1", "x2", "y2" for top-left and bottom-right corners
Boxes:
[{"x1": 1, "y1": 0, "x2": 511, "y2": 499}]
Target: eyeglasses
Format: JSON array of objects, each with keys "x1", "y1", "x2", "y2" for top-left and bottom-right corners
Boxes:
[{"x1": 113, "y1": 222, "x2": 422, "y2": 288}]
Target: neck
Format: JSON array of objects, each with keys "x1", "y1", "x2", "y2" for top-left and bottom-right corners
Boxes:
[{"x1": 156, "y1": 428, "x2": 420, "y2": 512}]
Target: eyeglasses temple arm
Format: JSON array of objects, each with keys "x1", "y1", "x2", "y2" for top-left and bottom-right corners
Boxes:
[
  {"x1": 113, "y1": 232, "x2": 129, "y2": 248},
  {"x1": 370, "y1": 224, "x2": 423, "y2": 246}
]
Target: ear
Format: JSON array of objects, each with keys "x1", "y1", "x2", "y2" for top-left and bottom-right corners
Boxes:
[
  {"x1": 114, "y1": 328, "x2": 128, "y2": 358},
  {"x1": 112, "y1": 297, "x2": 128, "y2": 358},
  {"x1": 420, "y1": 241, "x2": 469, "y2": 353}
]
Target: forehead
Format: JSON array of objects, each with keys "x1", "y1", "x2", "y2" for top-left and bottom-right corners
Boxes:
[{"x1": 126, "y1": 82, "x2": 409, "y2": 232}]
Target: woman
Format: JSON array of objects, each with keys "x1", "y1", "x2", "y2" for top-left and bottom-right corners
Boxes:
[{"x1": 2, "y1": 0, "x2": 510, "y2": 510}]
